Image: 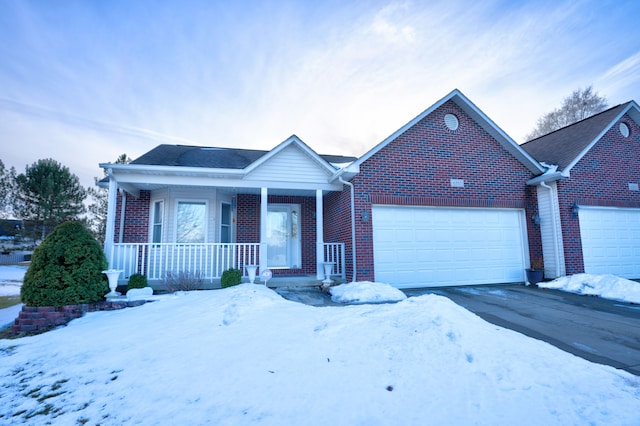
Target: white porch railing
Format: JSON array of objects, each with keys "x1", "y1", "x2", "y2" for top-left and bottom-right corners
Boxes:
[
  {"x1": 324, "y1": 242, "x2": 346, "y2": 279},
  {"x1": 108, "y1": 243, "x2": 260, "y2": 280},
  {"x1": 107, "y1": 242, "x2": 345, "y2": 280}
]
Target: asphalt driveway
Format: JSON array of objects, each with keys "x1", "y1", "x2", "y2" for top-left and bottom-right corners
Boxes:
[{"x1": 406, "y1": 284, "x2": 640, "y2": 375}]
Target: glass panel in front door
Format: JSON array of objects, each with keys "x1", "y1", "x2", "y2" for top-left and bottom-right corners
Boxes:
[
  {"x1": 267, "y1": 209, "x2": 288, "y2": 267},
  {"x1": 267, "y1": 205, "x2": 301, "y2": 268}
]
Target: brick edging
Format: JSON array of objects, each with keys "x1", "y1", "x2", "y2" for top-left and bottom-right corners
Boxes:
[{"x1": 8, "y1": 300, "x2": 147, "y2": 336}]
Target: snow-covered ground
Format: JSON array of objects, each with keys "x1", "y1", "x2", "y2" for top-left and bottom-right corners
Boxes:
[
  {"x1": 329, "y1": 280, "x2": 407, "y2": 304},
  {"x1": 0, "y1": 279, "x2": 639, "y2": 424},
  {"x1": 538, "y1": 273, "x2": 640, "y2": 304},
  {"x1": 0, "y1": 265, "x2": 26, "y2": 297},
  {"x1": 0, "y1": 265, "x2": 26, "y2": 329}
]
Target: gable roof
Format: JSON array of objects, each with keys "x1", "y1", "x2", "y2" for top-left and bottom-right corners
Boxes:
[
  {"x1": 99, "y1": 136, "x2": 357, "y2": 194},
  {"x1": 130, "y1": 137, "x2": 356, "y2": 170},
  {"x1": 521, "y1": 101, "x2": 640, "y2": 174},
  {"x1": 131, "y1": 145, "x2": 267, "y2": 168},
  {"x1": 338, "y1": 89, "x2": 545, "y2": 179}
]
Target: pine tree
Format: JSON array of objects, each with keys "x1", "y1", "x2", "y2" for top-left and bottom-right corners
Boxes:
[{"x1": 13, "y1": 159, "x2": 86, "y2": 240}]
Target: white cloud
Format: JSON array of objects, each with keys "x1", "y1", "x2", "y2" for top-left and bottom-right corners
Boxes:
[
  {"x1": 595, "y1": 50, "x2": 640, "y2": 102},
  {"x1": 368, "y1": 2, "x2": 417, "y2": 44},
  {"x1": 1, "y1": 0, "x2": 640, "y2": 177}
]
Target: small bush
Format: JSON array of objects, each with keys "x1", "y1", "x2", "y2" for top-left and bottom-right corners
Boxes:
[
  {"x1": 161, "y1": 271, "x2": 204, "y2": 292},
  {"x1": 21, "y1": 222, "x2": 108, "y2": 307},
  {"x1": 127, "y1": 273, "x2": 148, "y2": 291},
  {"x1": 221, "y1": 268, "x2": 242, "y2": 288}
]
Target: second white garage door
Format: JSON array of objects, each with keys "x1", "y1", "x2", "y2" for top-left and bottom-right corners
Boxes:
[
  {"x1": 579, "y1": 206, "x2": 640, "y2": 278},
  {"x1": 372, "y1": 205, "x2": 528, "y2": 288}
]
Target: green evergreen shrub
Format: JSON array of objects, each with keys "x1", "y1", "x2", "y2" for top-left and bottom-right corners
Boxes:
[
  {"x1": 221, "y1": 268, "x2": 242, "y2": 288},
  {"x1": 127, "y1": 273, "x2": 148, "y2": 291},
  {"x1": 21, "y1": 221, "x2": 109, "y2": 307}
]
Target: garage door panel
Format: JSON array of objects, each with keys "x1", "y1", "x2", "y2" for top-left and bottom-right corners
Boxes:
[
  {"x1": 392, "y1": 230, "x2": 414, "y2": 244},
  {"x1": 579, "y1": 207, "x2": 640, "y2": 278},
  {"x1": 372, "y1": 205, "x2": 527, "y2": 288}
]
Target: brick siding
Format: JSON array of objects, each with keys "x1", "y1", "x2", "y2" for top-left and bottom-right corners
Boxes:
[
  {"x1": 324, "y1": 187, "x2": 354, "y2": 279},
  {"x1": 236, "y1": 194, "x2": 318, "y2": 276},
  {"x1": 326, "y1": 100, "x2": 541, "y2": 282},
  {"x1": 112, "y1": 190, "x2": 151, "y2": 243}
]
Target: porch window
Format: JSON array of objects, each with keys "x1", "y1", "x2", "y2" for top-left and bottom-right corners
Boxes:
[
  {"x1": 152, "y1": 200, "x2": 164, "y2": 243},
  {"x1": 176, "y1": 201, "x2": 206, "y2": 243},
  {"x1": 220, "y1": 202, "x2": 231, "y2": 243}
]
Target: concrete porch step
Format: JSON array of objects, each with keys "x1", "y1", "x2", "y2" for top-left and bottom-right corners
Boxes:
[{"x1": 262, "y1": 275, "x2": 345, "y2": 288}]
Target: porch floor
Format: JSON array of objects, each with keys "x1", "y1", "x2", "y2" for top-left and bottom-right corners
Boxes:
[{"x1": 264, "y1": 275, "x2": 345, "y2": 288}]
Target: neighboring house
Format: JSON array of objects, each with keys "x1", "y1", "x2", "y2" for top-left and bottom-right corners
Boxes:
[
  {"x1": 101, "y1": 89, "x2": 548, "y2": 288},
  {"x1": 522, "y1": 101, "x2": 640, "y2": 280}
]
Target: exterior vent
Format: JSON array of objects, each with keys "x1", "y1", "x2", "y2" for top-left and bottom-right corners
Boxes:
[
  {"x1": 620, "y1": 122, "x2": 630, "y2": 138},
  {"x1": 444, "y1": 114, "x2": 459, "y2": 131}
]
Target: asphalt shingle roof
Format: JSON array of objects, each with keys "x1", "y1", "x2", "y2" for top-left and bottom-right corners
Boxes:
[
  {"x1": 520, "y1": 103, "x2": 631, "y2": 171},
  {"x1": 130, "y1": 144, "x2": 357, "y2": 169}
]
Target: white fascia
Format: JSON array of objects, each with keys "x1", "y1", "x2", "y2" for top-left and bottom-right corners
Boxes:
[
  {"x1": 330, "y1": 162, "x2": 360, "y2": 183},
  {"x1": 99, "y1": 163, "x2": 245, "y2": 178},
  {"x1": 527, "y1": 164, "x2": 565, "y2": 186}
]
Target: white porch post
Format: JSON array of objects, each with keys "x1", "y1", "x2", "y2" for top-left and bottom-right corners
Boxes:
[
  {"x1": 259, "y1": 187, "x2": 268, "y2": 274},
  {"x1": 316, "y1": 189, "x2": 325, "y2": 280},
  {"x1": 104, "y1": 170, "x2": 118, "y2": 263},
  {"x1": 118, "y1": 188, "x2": 126, "y2": 243}
]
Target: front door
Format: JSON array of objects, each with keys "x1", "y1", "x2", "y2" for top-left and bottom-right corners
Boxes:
[{"x1": 267, "y1": 204, "x2": 301, "y2": 269}]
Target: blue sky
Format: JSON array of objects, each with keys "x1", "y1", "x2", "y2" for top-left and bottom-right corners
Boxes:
[{"x1": 1, "y1": 0, "x2": 640, "y2": 188}]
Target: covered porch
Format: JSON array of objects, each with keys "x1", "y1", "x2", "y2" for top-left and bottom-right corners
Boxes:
[
  {"x1": 106, "y1": 241, "x2": 345, "y2": 284},
  {"x1": 100, "y1": 137, "x2": 353, "y2": 286},
  {"x1": 102, "y1": 186, "x2": 347, "y2": 286}
]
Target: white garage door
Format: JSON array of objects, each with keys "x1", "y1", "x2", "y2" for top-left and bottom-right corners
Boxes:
[
  {"x1": 579, "y1": 207, "x2": 640, "y2": 278},
  {"x1": 372, "y1": 205, "x2": 528, "y2": 288}
]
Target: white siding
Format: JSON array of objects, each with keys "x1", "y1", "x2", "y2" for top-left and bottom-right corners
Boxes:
[
  {"x1": 150, "y1": 187, "x2": 218, "y2": 243},
  {"x1": 536, "y1": 183, "x2": 565, "y2": 278},
  {"x1": 246, "y1": 145, "x2": 331, "y2": 183}
]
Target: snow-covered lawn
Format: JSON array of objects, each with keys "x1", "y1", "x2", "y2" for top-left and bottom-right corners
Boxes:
[
  {"x1": 0, "y1": 265, "x2": 25, "y2": 329},
  {"x1": 1, "y1": 282, "x2": 639, "y2": 425},
  {"x1": 0, "y1": 265, "x2": 26, "y2": 297}
]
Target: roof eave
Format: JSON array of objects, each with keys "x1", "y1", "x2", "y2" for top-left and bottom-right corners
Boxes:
[
  {"x1": 100, "y1": 163, "x2": 246, "y2": 177},
  {"x1": 527, "y1": 171, "x2": 565, "y2": 186},
  {"x1": 330, "y1": 163, "x2": 360, "y2": 182}
]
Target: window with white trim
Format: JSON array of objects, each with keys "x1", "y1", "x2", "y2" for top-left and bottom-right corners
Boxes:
[
  {"x1": 152, "y1": 200, "x2": 164, "y2": 243},
  {"x1": 176, "y1": 201, "x2": 206, "y2": 243},
  {"x1": 220, "y1": 202, "x2": 231, "y2": 243}
]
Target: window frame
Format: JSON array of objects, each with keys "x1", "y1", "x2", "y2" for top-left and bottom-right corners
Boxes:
[
  {"x1": 175, "y1": 199, "x2": 208, "y2": 244},
  {"x1": 220, "y1": 202, "x2": 232, "y2": 244},
  {"x1": 151, "y1": 200, "x2": 164, "y2": 244}
]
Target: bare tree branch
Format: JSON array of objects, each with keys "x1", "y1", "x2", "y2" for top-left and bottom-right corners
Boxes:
[{"x1": 526, "y1": 86, "x2": 608, "y2": 141}]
